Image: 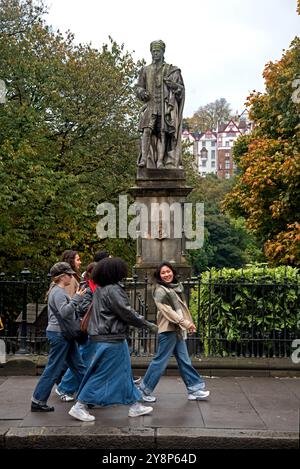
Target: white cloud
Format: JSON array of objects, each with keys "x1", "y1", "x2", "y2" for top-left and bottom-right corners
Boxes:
[{"x1": 46, "y1": 0, "x2": 300, "y2": 116}]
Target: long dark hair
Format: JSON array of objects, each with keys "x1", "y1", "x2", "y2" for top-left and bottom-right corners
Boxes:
[
  {"x1": 61, "y1": 249, "x2": 81, "y2": 281},
  {"x1": 92, "y1": 257, "x2": 128, "y2": 287}
]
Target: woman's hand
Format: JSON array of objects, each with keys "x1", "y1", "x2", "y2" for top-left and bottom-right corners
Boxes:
[
  {"x1": 76, "y1": 287, "x2": 86, "y2": 297},
  {"x1": 188, "y1": 323, "x2": 196, "y2": 334}
]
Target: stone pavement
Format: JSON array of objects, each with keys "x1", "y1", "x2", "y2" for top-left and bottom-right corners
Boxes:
[{"x1": 0, "y1": 375, "x2": 299, "y2": 450}]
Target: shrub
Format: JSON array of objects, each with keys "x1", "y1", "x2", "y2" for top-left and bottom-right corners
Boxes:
[{"x1": 189, "y1": 266, "x2": 300, "y2": 357}]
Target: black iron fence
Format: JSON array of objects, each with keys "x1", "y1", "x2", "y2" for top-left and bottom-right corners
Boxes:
[{"x1": 0, "y1": 269, "x2": 299, "y2": 359}]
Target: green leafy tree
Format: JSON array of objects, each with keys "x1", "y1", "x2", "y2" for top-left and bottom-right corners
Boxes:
[
  {"x1": 223, "y1": 32, "x2": 300, "y2": 266},
  {"x1": 184, "y1": 98, "x2": 233, "y2": 132},
  {"x1": 183, "y1": 172, "x2": 264, "y2": 274},
  {"x1": 0, "y1": 0, "x2": 140, "y2": 272}
]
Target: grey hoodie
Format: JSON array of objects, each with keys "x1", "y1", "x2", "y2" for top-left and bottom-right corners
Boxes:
[{"x1": 46, "y1": 285, "x2": 82, "y2": 332}]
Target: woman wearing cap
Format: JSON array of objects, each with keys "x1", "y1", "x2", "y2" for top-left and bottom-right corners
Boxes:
[
  {"x1": 55, "y1": 261, "x2": 99, "y2": 401},
  {"x1": 30, "y1": 262, "x2": 87, "y2": 412}
]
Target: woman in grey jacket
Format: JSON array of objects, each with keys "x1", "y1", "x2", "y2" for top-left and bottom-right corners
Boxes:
[
  {"x1": 139, "y1": 261, "x2": 210, "y2": 403},
  {"x1": 31, "y1": 262, "x2": 86, "y2": 412},
  {"x1": 69, "y1": 257, "x2": 157, "y2": 422}
]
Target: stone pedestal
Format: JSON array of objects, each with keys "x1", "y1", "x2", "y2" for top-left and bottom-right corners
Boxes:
[{"x1": 128, "y1": 168, "x2": 192, "y2": 286}]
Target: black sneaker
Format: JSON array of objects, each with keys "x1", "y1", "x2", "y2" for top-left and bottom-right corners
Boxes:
[{"x1": 31, "y1": 402, "x2": 55, "y2": 412}]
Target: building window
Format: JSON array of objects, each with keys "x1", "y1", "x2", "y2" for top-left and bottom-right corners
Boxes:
[
  {"x1": 202, "y1": 140, "x2": 206, "y2": 147},
  {"x1": 225, "y1": 161, "x2": 230, "y2": 169},
  {"x1": 201, "y1": 148, "x2": 208, "y2": 159},
  {"x1": 211, "y1": 150, "x2": 215, "y2": 159},
  {"x1": 211, "y1": 140, "x2": 216, "y2": 147},
  {"x1": 225, "y1": 141, "x2": 229, "y2": 147},
  {"x1": 202, "y1": 159, "x2": 207, "y2": 167},
  {"x1": 211, "y1": 161, "x2": 215, "y2": 168},
  {"x1": 225, "y1": 152, "x2": 230, "y2": 157}
]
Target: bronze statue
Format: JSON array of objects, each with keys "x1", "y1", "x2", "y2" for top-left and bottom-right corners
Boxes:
[{"x1": 136, "y1": 40, "x2": 185, "y2": 169}]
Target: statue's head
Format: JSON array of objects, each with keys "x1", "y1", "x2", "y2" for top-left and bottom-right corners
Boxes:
[
  {"x1": 150, "y1": 40, "x2": 166, "y2": 53},
  {"x1": 150, "y1": 40, "x2": 165, "y2": 63}
]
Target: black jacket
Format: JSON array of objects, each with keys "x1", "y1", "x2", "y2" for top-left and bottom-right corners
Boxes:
[
  {"x1": 77, "y1": 286, "x2": 93, "y2": 318},
  {"x1": 87, "y1": 283, "x2": 147, "y2": 342}
]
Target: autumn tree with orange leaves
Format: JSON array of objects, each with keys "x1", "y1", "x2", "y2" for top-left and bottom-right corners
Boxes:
[{"x1": 223, "y1": 8, "x2": 300, "y2": 266}]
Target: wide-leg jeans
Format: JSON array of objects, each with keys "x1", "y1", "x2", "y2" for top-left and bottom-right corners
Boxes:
[
  {"x1": 32, "y1": 331, "x2": 86, "y2": 405},
  {"x1": 57, "y1": 338, "x2": 97, "y2": 395},
  {"x1": 140, "y1": 331, "x2": 205, "y2": 395}
]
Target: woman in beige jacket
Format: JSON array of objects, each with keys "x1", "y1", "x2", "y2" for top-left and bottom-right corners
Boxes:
[{"x1": 139, "y1": 262, "x2": 210, "y2": 403}]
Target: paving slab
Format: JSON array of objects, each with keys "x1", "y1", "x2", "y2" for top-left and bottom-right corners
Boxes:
[
  {"x1": 200, "y1": 377, "x2": 266, "y2": 429},
  {"x1": 237, "y1": 377, "x2": 300, "y2": 431},
  {"x1": 0, "y1": 377, "x2": 36, "y2": 419},
  {"x1": 0, "y1": 376, "x2": 298, "y2": 449},
  {"x1": 280, "y1": 377, "x2": 300, "y2": 400},
  {"x1": 144, "y1": 395, "x2": 205, "y2": 428}
]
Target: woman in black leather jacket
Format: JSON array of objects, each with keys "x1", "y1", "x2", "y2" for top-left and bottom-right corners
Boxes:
[{"x1": 68, "y1": 257, "x2": 157, "y2": 422}]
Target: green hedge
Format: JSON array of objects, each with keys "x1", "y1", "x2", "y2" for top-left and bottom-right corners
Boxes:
[{"x1": 189, "y1": 266, "x2": 300, "y2": 357}]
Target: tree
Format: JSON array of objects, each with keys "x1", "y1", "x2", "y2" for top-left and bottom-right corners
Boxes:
[
  {"x1": 0, "y1": 0, "x2": 141, "y2": 272},
  {"x1": 183, "y1": 169, "x2": 264, "y2": 273},
  {"x1": 223, "y1": 32, "x2": 300, "y2": 266},
  {"x1": 184, "y1": 98, "x2": 232, "y2": 132}
]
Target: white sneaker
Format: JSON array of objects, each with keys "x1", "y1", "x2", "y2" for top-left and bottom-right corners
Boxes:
[
  {"x1": 128, "y1": 402, "x2": 153, "y2": 417},
  {"x1": 69, "y1": 405, "x2": 95, "y2": 422},
  {"x1": 140, "y1": 390, "x2": 156, "y2": 402},
  {"x1": 188, "y1": 389, "x2": 210, "y2": 400},
  {"x1": 55, "y1": 388, "x2": 74, "y2": 402}
]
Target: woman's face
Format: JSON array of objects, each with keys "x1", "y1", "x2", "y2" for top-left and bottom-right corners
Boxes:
[
  {"x1": 74, "y1": 254, "x2": 81, "y2": 270},
  {"x1": 61, "y1": 273, "x2": 72, "y2": 286},
  {"x1": 160, "y1": 265, "x2": 174, "y2": 283}
]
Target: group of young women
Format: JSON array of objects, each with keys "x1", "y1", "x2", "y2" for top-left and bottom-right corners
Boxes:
[{"x1": 31, "y1": 251, "x2": 210, "y2": 422}]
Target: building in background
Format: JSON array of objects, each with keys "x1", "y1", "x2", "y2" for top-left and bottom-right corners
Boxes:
[
  {"x1": 182, "y1": 112, "x2": 252, "y2": 179},
  {"x1": 197, "y1": 130, "x2": 218, "y2": 177}
]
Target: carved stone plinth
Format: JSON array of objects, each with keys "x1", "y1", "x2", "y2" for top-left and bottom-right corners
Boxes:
[{"x1": 128, "y1": 168, "x2": 192, "y2": 286}]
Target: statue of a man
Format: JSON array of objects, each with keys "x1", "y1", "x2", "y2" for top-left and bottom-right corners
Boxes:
[{"x1": 136, "y1": 40, "x2": 185, "y2": 169}]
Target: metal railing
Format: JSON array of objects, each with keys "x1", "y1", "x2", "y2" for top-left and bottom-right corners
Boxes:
[{"x1": 0, "y1": 269, "x2": 299, "y2": 358}]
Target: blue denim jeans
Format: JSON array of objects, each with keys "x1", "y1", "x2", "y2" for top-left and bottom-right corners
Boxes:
[
  {"x1": 32, "y1": 331, "x2": 86, "y2": 405},
  {"x1": 140, "y1": 331, "x2": 205, "y2": 395},
  {"x1": 57, "y1": 338, "x2": 97, "y2": 395}
]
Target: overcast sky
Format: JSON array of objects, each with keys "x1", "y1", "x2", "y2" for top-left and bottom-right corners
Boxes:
[{"x1": 45, "y1": 0, "x2": 300, "y2": 117}]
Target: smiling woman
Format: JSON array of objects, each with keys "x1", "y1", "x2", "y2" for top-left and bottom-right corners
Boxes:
[{"x1": 138, "y1": 261, "x2": 210, "y2": 403}]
